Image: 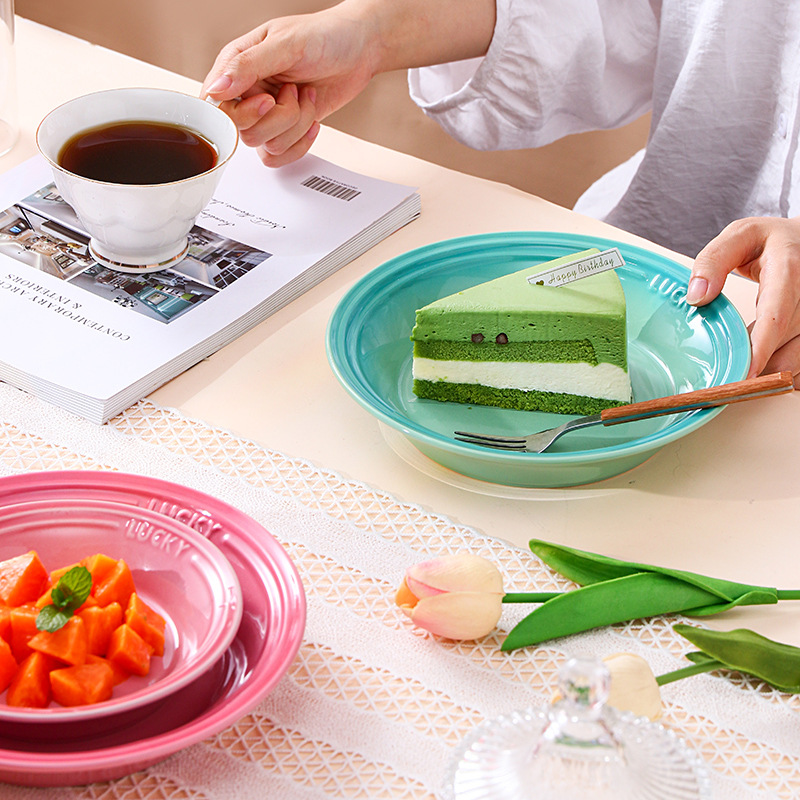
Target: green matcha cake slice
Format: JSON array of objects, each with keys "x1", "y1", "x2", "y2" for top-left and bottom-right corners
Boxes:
[{"x1": 411, "y1": 249, "x2": 631, "y2": 415}]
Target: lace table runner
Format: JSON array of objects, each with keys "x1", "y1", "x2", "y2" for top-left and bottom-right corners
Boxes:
[{"x1": 0, "y1": 384, "x2": 796, "y2": 800}]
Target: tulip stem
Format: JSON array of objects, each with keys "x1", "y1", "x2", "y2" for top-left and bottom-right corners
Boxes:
[
  {"x1": 655, "y1": 659, "x2": 724, "y2": 686},
  {"x1": 501, "y1": 587, "x2": 800, "y2": 607},
  {"x1": 502, "y1": 592, "x2": 561, "y2": 603}
]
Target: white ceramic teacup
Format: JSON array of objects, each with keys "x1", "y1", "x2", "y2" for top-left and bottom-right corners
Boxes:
[{"x1": 36, "y1": 87, "x2": 238, "y2": 272}]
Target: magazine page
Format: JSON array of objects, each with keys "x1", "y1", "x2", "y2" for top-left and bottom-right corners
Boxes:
[{"x1": 0, "y1": 146, "x2": 419, "y2": 420}]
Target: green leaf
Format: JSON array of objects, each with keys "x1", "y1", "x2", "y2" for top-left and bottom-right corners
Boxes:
[
  {"x1": 50, "y1": 585, "x2": 68, "y2": 607},
  {"x1": 528, "y1": 539, "x2": 778, "y2": 615},
  {"x1": 674, "y1": 624, "x2": 800, "y2": 693},
  {"x1": 502, "y1": 571, "x2": 727, "y2": 651},
  {"x1": 683, "y1": 651, "x2": 721, "y2": 668},
  {"x1": 35, "y1": 565, "x2": 93, "y2": 632},
  {"x1": 35, "y1": 604, "x2": 74, "y2": 633},
  {"x1": 55, "y1": 566, "x2": 92, "y2": 610}
]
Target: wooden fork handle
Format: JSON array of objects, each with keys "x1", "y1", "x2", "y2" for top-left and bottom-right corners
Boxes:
[{"x1": 599, "y1": 371, "x2": 795, "y2": 425}]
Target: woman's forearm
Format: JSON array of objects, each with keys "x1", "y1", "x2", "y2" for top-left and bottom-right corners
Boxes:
[{"x1": 337, "y1": 0, "x2": 497, "y2": 75}]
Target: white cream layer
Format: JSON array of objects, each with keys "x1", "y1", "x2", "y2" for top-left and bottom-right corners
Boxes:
[{"x1": 413, "y1": 357, "x2": 631, "y2": 402}]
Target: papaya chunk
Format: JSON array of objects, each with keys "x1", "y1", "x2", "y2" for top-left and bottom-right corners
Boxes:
[
  {"x1": 0, "y1": 636, "x2": 17, "y2": 692},
  {"x1": 28, "y1": 615, "x2": 88, "y2": 666},
  {"x1": 86, "y1": 653, "x2": 129, "y2": 686},
  {"x1": 9, "y1": 605, "x2": 39, "y2": 662},
  {"x1": 106, "y1": 623, "x2": 151, "y2": 677},
  {"x1": 0, "y1": 605, "x2": 11, "y2": 642},
  {"x1": 93, "y1": 559, "x2": 135, "y2": 608},
  {"x1": 82, "y1": 553, "x2": 118, "y2": 588},
  {"x1": 0, "y1": 551, "x2": 49, "y2": 607},
  {"x1": 50, "y1": 661, "x2": 114, "y2": 707},
  {"x1": 80, "y1": 602, "x2": 123, "y2": 656},
  {"x1": 125, "y1": 593, "x2": 166, "y2": 656},
  {"x1": 34, "y1": 588, "x2": 54, "y2": 610},
  {"x1": 6, "y1": 651, "x2": 52, "y2": 707}
]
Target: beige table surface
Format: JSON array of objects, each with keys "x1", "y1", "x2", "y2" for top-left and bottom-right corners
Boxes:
[{"x1": 10, "y1": 16, "x2": 800, "y2": 657}]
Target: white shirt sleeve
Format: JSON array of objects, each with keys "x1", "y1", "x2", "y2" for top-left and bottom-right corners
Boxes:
[{"x1": 408, "y1": 0, "x2": 660, "y2": 151}]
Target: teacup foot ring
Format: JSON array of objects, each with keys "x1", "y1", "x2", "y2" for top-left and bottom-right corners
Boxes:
[{"x1": 89, "y1": 240, "x2": 190, "y2": 274}]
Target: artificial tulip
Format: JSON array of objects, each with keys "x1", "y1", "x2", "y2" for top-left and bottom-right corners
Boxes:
[
  {"x1": 602, "y1": 653, "x2": 663, "y2": 721},
  {"x1": 503, "y1": 539, "x2": 800, "y2": 651},
  {"x1": 395, "y1": 554, "x2": 504, "y2": 640}
]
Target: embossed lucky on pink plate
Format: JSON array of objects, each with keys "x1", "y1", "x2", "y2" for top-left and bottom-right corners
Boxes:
[
  {"x1": 0, "y1": 471, "x2": 306, "y2": 787},
  {"x1": 0, "y1": 498, "x2": 243, "y2": 725}
]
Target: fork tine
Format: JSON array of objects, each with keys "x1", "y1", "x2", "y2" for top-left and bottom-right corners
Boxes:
[
  {"x1": 454, "y1": 430, "x2": 527, "y2": 445},
  {"x1": 454, "y1": 436, "x2": 528, "y2": 451}
]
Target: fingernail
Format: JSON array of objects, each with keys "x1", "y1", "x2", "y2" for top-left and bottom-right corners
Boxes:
[
  {"x1": 289, "y1": 83, "x2": 299, "y2": 100},
  {"x1": 206, "y1": 74, "x2": 233, "y2": 94},
  {"x1": 686, "y1": 276, "x2": 708, "y2": 305},
  {"x1": 306, "y1": 121, "x2": 321, "y2": 141},
  {"x1": 257, "y1": 95, "x2": 276, "y2": 116},
  {"x1": 308, "y1": 87, "x2": 317, "y2": 104}
]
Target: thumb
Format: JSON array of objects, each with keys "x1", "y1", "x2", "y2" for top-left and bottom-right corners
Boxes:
[
  {"x1": 687, "y1": 219, "x2": 765, "y2": 306},
  {"x1": 202, "y1": 54, "x2": 261, "y2": 101},
  {"x1": 202, "y1": 32, "x2": 285, "y2": 101}
]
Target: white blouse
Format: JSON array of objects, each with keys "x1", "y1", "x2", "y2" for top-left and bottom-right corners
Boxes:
[{"x1": 409, "y1": 0, "x2": 800, "y2": 257}]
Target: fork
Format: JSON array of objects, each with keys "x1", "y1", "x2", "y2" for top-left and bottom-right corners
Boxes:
[{"x1": 454, "y1": 371, "x2": 794, "y2": 453}]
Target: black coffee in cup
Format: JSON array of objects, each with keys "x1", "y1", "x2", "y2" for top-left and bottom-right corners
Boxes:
[{"x1": 58, "y1": 121, "x2": 218, "y2": 184}]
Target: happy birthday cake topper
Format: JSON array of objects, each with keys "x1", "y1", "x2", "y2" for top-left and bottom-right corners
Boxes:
[{"x1": 527, "y1": 247, "x2": 625, "y2": 287}]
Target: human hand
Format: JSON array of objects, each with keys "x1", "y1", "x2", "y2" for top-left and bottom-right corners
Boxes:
[
  {"x1": 201, "y1": 4, "x2": 378, "y2": 167},
  {"x1": 688, "y1": 216, "x2": 800, "y2": 386},
  {"x1": 202, "y1": 0, "x2": 496, "y2": 167}
]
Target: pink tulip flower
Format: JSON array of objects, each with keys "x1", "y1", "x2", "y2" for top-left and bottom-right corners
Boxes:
[{"x1": 395, "y1": 554, "x2": 504, "y2": 639}]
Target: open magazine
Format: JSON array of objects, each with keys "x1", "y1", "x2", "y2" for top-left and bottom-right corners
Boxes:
[{"x1": 0, "y1": 145, "x2": 420, "y2": 423}]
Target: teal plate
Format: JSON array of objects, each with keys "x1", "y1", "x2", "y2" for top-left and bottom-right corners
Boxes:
[{"x1": 326, "y1": 232, "x2": 750, "y2": 488}]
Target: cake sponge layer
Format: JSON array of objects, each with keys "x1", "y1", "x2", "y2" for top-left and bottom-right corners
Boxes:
[{"x1": 413, "y1": 380, "x2": 625, "y2": 415}]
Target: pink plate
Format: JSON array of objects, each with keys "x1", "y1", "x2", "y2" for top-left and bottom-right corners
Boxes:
[
  {"x1": 0, "y1": 498, "x2": 243, "y2": 725},
  {"x1": 0, "y1": 471, "x2": 306, "y2": 787}
]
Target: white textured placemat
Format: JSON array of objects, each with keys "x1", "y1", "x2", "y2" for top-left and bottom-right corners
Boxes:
[{"x1": 0, "y1": 384, "x2": 796, "y2": 799}]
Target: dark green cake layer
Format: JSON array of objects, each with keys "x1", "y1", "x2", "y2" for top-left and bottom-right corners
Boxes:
[
  {"x1": 413, "y1": 339, "x2": 598, "y2": 365},
  {"x1": 413, "y1": 379, "x2": 626, "y2": 415}
]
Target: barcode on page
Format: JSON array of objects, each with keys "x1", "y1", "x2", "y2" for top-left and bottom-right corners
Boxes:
[{"x1": 302, "y1": 175, "x2": 361, "y2": 201}]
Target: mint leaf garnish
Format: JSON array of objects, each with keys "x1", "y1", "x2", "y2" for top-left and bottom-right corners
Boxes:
[
  {"x1": 35, "y1": 604, "x2": 74, "y2": 633},
  {"x1": 35, "y1": 565, "x2": 92, "y2": 632}
]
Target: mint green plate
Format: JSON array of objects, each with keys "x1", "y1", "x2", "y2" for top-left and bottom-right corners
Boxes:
[{"x1": 326, "y1": 232, "x2": 750, "y2": 488}]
